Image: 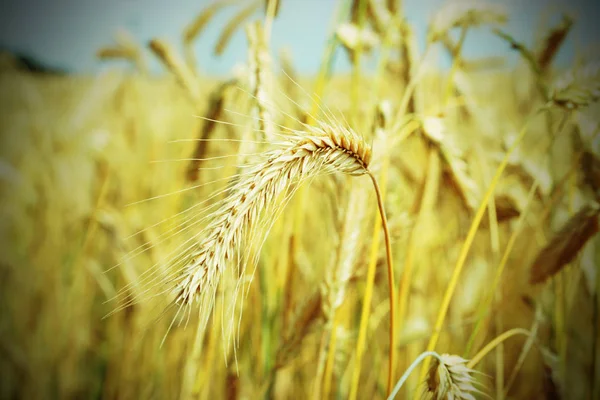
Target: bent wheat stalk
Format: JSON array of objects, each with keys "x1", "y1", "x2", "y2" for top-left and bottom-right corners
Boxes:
[
  {"x1": 128, "y1": 114, "x2": 396, "y2": 396},
  {"x1": 172, "y1": 119, "x2": 393, "y2": 325},
  {"x1": 169, "y1": 116, "x2": 396, "y2": 397}
]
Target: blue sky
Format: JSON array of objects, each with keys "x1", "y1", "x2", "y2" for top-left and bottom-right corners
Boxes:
[{"x1": 0, "y1": 0, "x2": 598, "y2": 75}]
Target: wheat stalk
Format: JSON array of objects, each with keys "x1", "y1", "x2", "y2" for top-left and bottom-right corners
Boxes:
[{"x1": 173, "y1": 116, "x2": 375, "y2": 396}]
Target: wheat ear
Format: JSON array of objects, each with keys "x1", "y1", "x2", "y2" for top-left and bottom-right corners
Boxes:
[
  {"x1": 388, "y1": 352, "x2": 479, "y2": 400},
  {"x1": 174, "y1": 119, "x2": 372, "y2": 308}
]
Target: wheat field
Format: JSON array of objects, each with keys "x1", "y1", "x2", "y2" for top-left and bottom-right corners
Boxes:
[{"x1": 1, "y1": 1, "x2": 600, "y2": 399}]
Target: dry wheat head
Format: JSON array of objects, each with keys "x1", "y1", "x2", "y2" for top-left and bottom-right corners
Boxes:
[{"x1": 173, "y1": 119, "x2": 372, "y2": 308}]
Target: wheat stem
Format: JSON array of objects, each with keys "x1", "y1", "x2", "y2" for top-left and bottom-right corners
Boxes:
[
  {"x1": 467, "y1": 328, "x2": 532, "y2": 369},
  {"x1": 368, "y1": 170, "x2": 396, "y2": 395},
  {"x1": 322, "y1": 310, "x2": 341, "y2": 399},
  {"x1": 348, "y1": 156, "x2": 391, "y2": 399},
  {"x1": 388, "y1": 351, "x2": 440, "y2": 400}
]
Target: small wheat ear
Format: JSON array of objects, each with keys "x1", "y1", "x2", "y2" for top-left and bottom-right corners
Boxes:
[{"x1": 388, "y1": 351, "x2": 480, "y2": 400}]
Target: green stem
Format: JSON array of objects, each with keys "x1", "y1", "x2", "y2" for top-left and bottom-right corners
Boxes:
[
  {"x1": 468, "y1": 328, "x2": 532, "y2": 369},
  {"x1": 388, "y1": 352, "x2": 441, "y2": 400}
]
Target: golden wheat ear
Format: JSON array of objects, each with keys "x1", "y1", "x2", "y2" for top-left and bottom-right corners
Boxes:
[{"x1": 173, "y1": 119, "x2": 372, "y2": 310}]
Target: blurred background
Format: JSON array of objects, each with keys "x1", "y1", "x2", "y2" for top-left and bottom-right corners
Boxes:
[
  {"x1": 2, "y1": 0, "x2": 600, "y2": 74},
  {"x1": 1, "y1": 0, "x2": 600, "y2": 399}
]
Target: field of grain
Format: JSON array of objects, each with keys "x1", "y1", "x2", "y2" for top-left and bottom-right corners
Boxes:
[{"x1": 1, "y1": 1, "x2": 600, "y2": 399}]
